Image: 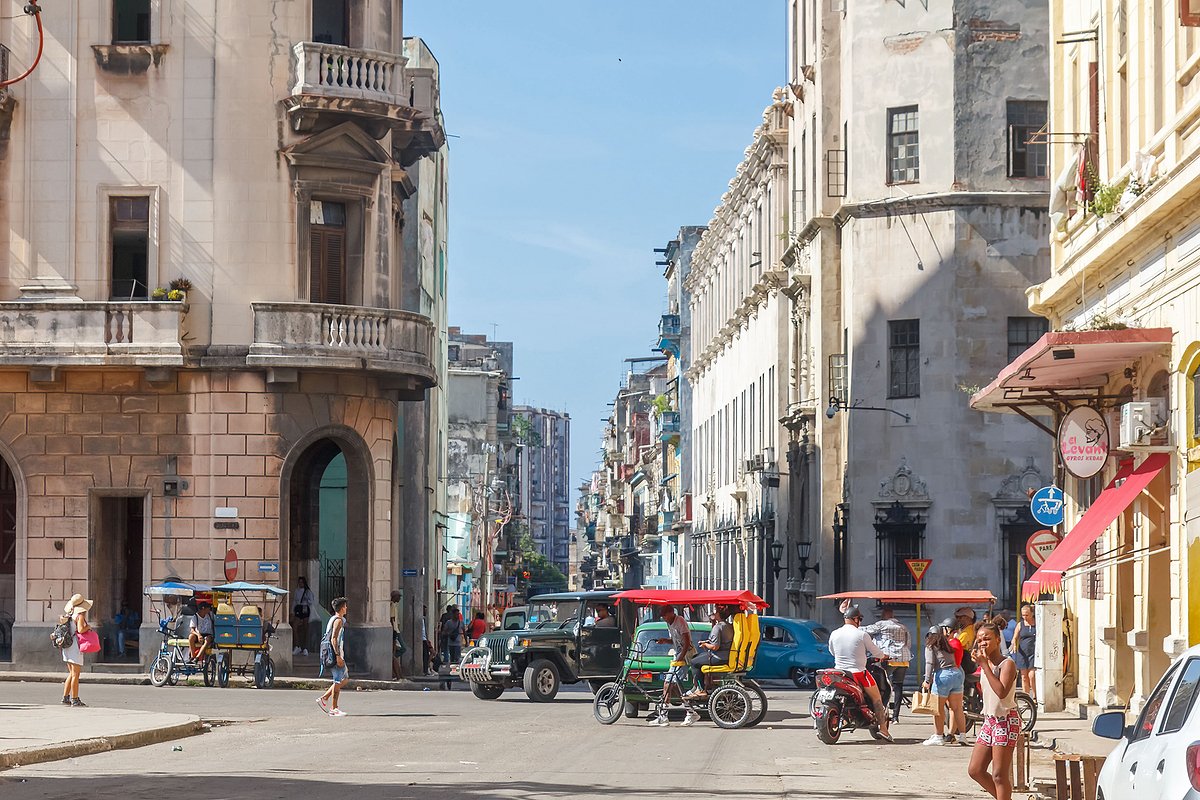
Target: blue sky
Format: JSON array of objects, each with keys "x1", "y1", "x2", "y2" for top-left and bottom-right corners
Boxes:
[{"x1": 406, "y1": 1, "x2": 785, "y2": 494}]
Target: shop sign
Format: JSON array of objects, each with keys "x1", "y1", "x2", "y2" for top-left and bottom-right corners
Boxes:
[
  {"x1": 1026, "y1": 530, "x2": 1061, "y2": 567},
  {"x1": 1057, "y1": 406, "x2": 1109, "y2": 479}
]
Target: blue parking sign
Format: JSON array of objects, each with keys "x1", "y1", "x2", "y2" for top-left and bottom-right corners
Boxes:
[{"x1": 1030, "y1": 486, "x2": 1064, "y2": 527}]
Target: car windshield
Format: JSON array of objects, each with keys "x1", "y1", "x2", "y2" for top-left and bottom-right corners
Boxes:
[
  {"x1": 633, "y1": 628, "x2": 676, "y2": 658},
  {"x1": 527, "y1": 602, "x2": 578, "y2": 629}
]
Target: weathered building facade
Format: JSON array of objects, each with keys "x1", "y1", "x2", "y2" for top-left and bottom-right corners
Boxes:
[
  {"x1": 783, "y1": 0, "x2": 1054, "y2": 622},
  {"x1": 511, "y1": 405, "x2": 571, "y2": 575},
  {"x1": 0, "y1": 0, "x2": 443, "y2": 677}
]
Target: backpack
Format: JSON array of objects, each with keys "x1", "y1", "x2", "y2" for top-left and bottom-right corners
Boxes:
[
  {"x1": 319, "y1": 618, "x2": 340, "y2": 669},
  {"x1": 50, "y1": 616, "x2": 74, "y2": 650}
]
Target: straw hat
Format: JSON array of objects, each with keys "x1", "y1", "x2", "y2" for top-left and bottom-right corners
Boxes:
[{"x1": 64, "y1": 594, "x2": 93, "y2": 615}]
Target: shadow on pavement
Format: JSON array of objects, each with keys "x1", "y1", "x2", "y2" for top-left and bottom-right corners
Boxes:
[{"x1": 0, "y1": 775, "x2": 945, "y2": 800}]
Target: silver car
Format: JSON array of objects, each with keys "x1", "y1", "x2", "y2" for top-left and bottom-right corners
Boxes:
[{"x1": 1093, "y1": 644, "x2": 1200, "y2": 799}]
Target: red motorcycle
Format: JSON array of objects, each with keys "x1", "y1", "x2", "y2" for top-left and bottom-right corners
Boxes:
[{"x1": 811, "y1": 659, "x2": 892, "y2": 744}]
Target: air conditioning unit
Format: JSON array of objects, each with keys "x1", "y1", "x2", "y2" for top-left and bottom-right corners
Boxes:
[
  {"x1": 751, "y1": 454, "x2": 766, "y2": 472},
  {"x1": 1119, "y1": 399, "x2": 1168, "y2": 447},
  {"x1": 743, "y1": 459, "x2": 757, "y2": 475}
]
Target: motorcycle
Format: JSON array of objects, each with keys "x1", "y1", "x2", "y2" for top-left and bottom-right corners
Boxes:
[{"x1": 812, "y1": 658, "x2": 892, "y2": 744}]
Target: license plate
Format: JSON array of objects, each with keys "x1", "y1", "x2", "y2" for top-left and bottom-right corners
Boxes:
[{"x1": 815, "y1": 689, "x2": 835, "y2": 703}]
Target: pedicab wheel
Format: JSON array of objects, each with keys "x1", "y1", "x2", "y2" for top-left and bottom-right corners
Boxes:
[
  {"x1": 1016, "y1": 691, "x2": 1037, "y2": 733},
  {"x1": 217, "y1": 656, "x2": 230, "y2": 688},
  {"x1": 149, "y1": 654, "x2": 171, "y2": 687},
  {"x1": 744, "y1": 680, "x2": 768, "y2": 728},
  {"x1": 708, "y1": 684, "x2": 752, "y2": 729},
  {"x1": 815, "y1": 705, "x2": 841, "y2": 744},
  {"x1": 592, "y1": 682, "x2": 625, "y2": 725},
  {"x1": 203, "y1": 655, "x2": 216, "y2": 687},
  {"x1": 254, "y1": 655, "x2": 274, "y2": 689},
  {"x1": 790, "y1": 667, "x2": 816, "y2": 690},
  {"x1": 470, "y1": 682, "x2": 504, "y2": 700},
  {"x1": 523, "y1": 658, "x2": 560, "y2": 702}
]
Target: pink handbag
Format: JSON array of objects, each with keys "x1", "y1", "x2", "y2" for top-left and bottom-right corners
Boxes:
[{"x1": 76, "y1": 629, "x2": 101, "y2": 653}]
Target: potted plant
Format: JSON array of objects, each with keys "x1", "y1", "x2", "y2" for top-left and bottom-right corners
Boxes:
[{"x1": 150, "y1": 287, "x2": 167, "y2": 300}]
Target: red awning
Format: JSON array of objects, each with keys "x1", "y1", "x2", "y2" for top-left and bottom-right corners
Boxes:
[
  {"x1": 818, "y1": 590, "x2": 997, "y2": 606},
  {"x1": 1022, "y1": 453, "x2": 1170, "y2": 599},
  {"x1": 970, "y1": 328, "x2": 1173, "y2": 413}
]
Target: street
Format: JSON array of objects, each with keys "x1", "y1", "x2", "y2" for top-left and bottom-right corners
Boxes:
[{"x1": 0, "y1": 682, "x2": 992, "y2": 799}]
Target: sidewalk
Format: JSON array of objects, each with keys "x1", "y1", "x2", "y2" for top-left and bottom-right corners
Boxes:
[
  {"x1": 0, "y1": 704, "x2": 202, "y2": 770},
  {"x1": 0, "y1": 669, "x2": 454, "y2": 691}
]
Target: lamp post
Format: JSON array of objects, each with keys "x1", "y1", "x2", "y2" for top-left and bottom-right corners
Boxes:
[
  {"x1": 769, "y1": 539, "x2": 785, "y2": 577},
  {"x1": 796, "y1": 540, "x2": 819, "y2": 596}
]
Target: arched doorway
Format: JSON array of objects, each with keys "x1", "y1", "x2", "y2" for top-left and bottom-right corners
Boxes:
[
  {"x1": 285, "y1": 434, "x2": 371, "y2": 661},
  {"x1": 0, "y1": 456, "x2": 15, "y2": 661}
]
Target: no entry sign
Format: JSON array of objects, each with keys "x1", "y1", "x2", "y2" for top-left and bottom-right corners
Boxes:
[
  {"x1": 224, "y1": 548, "x2": 239, "y2": 581},
  {"x1": 1026, "y1": 531, "x2": 1061, "y2": 567}
]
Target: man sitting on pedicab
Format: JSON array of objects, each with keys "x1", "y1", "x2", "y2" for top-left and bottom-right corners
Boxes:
[
  {"x1": 684, "y1": 605, "x2": 735, "y2": 700},
  {"x1": 189, "y1": 602, "x2": 215, "y2": 662}
]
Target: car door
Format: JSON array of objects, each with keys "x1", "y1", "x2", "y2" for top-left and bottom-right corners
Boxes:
[
  {"x1": 578, "y1": 601, "x2": 622, "y2": 677},
  {"x1": 1137, "y1": 656, "x2": 1200, "y2": 798},
  {"x1": 1115, "y1": 659, "x2": 1183, "y2": 798}
]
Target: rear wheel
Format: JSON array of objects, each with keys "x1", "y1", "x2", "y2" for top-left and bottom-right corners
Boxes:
[
  {"x1": 523, "y1": 659, "x2": 560, "y2": 702},
  {"x1": 815, "y1": 705, "x2": 841, "y2": 744},
  {"x1": 790, "y1": 667, "x2": 816, "y2": 690},
  {"x1": 708, "y1": 684, "x2": 752, "y2": 729},
  {"x1": 203, "y1": 655, "x2": 216, "y2": 687},
  {"x1": 744, "y1": 680, "x2": 768, "y2": 728},
  {"x1": 470, "y1": 683, "x2": 505, "y2": 700},
  {"x1": 149, "y1": 653, "x2": 171, "y2": 687},
  {"x1": 217, "y1": 656, "x2": 230, "y2": 688},
  {"x1": 1015, "y1": 691, "x2": 1038, "y2": 732},
  {"x1": 592, "y1": 682, "x2": 625, "y2": 725},
  {"x1": 253, "y1": 656, "x2": 274, "y2": 689}
]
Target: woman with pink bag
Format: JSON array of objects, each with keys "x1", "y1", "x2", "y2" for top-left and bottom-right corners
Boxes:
[{"x1": 61, "y1": 593, "x2": 97, "y2": 707}]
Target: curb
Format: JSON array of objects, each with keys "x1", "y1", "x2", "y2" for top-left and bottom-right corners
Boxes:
[
  {"x1": 0, "y1": 718, "x2": 203, "y2": 771},
  {"x1": 0, "y1": 672, "x2": 458, "y2": 692}
]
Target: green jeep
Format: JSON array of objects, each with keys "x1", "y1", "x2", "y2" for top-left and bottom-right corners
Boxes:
[{"x1": 459, "y1": 591, "x2": 627, "y2": 702}]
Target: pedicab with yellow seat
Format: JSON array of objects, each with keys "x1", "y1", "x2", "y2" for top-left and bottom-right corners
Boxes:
[
  {"x1": 210, "y1": 581, "x2": 288, "y2": 689},
  {"x1": 592, "y1": 589, "x2": 769, "y2": 729}
]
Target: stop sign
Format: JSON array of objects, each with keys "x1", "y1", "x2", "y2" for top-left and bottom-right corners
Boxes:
[
  {"x1": 224, "y1": 548, "x2": 238, "y2": 581},
  {"x1": 1025, "y1": 530, "x2": 1060, "y2": 567}
]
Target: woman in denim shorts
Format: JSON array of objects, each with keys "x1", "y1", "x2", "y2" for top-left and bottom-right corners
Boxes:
[{"x1": 921, "y1": 626, "x2": 966, "y2": 746}]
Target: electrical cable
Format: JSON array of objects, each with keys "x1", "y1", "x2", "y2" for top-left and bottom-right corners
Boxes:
[{"x1": 0, "y1": 2, "x2": 43, "y2": 88}]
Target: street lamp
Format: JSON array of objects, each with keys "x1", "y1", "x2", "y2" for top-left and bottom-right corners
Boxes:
[
  {"x1": 769, "y1": 539, "x2": 785, "y2": 577},
  {"x1": 796, "y1": 541, "x2": 819, "y2": 580},
  {"x1": 825, "y1": 397, "x2": 911, "y2": 423}
]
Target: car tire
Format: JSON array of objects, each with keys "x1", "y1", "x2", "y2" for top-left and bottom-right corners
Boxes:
[
  {"x1": 623, "y1": 702, "x2": 640, "y2": 719},
  {"x1": 523, "y1": 659, "x2": 560, "y2": 702},
  {"x1": 471, "y1": 683, "x2": 505, "y2": 700},
  {"x1": 790, "y1": 667, "x2": 816, "y2": 690}
]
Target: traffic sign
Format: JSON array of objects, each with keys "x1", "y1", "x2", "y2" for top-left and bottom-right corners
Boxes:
[
  {"x1": 1030, "y1": 486, "x2": 1065, "y2": 527},
  {"x1": 224, "y1": 548, "x2": 238, "y2": 582},
  {"x1": 1026, "y1": 531, "x2": 1060, "y2": 567},
  {"x1": 257, "y1": 561, "x2": 280, "y2": 573},
  {"x1": 905, "y1": 558, "x2": 932, "y2": 585},
  {"x1": 401, "y1": 568, "x2": 419, "y2": 577}
]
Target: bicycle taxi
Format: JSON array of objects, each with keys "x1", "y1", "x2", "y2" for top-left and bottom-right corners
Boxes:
[
  {"x1": 145, "y1": 580, "x2": 217, "y2": 687},
  {"x1": 592, "y1": 589, "x2": 770, "y2": 729}
]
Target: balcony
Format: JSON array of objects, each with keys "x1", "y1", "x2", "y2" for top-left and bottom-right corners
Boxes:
[
  {"x1": 247, "y1": 302, "x2": 436, "y2": 397},
  {"x1": 658, "y1": 411, "x2": 681, "y2": 440},
  {"x1": 286, "y1": 42, "x2": 444, "y2": 151},
  {"x1": 0, "y1": 301, "x2": 186, "y2": 368},
  {"x1": 657, "y1": 314, "x2": 681, "y2": 355}
]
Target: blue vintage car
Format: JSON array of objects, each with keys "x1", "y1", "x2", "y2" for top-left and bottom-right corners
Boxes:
[{"x1": 747, "y1": 615, "x2": 833, "y2": 688}]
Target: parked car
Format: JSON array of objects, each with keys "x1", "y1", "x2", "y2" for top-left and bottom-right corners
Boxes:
[
  {"x1": 459, "y1": 591, "x2": 626, "y2": 702},
  {"x1": 1093, "y1": 643, "x2": 1200, "y2": 799},
  {"x1": 748, "y1": 616, "x2": 834, "y2": 688}
]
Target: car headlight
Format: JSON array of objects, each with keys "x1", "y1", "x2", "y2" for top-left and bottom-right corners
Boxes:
[{"x1": 507, "y1": 636, "x2": 519, "y2": 649}]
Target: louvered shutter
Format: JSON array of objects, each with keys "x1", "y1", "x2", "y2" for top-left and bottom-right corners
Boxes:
[{"x1": 309, "y1": 227, "x2": 346, "y2": 304}]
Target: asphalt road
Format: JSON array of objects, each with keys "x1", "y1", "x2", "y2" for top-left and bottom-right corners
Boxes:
[{"x1": 0, "y1": 681, "x2": 987, "y2": 799}]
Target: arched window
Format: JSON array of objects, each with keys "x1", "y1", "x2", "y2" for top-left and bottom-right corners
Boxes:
[{"x1": 1192, "y1": 362, "x2": 1200, "y2": 442}]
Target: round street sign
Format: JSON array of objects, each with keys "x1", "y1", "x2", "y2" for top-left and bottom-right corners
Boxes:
[
  {"x1": 224, "y1": 548, "x2": 238, "y2": 582},
  {"x1": 1026, "y1": 530, "x2": 1061, "y2": 568},
  {"x1": 1058, "y1": 406, "x2": 1109, "y2": 479},
  {"x1": 1030, "y1": 486, "x2": 1065, "y2": 527}
]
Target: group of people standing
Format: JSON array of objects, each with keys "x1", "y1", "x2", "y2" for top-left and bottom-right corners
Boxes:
[{"x1": 831, "y1": 601, "x2": 1039, "y2": 800}]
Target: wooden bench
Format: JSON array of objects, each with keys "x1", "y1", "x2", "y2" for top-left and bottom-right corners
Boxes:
[{"x1": 1053, "y1": 754, "x2": 1105, "y2": 800}]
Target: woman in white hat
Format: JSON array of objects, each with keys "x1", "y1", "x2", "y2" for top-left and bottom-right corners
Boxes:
[{"x1": 61, "y1": 593, "x2": 93, "y2": 707}]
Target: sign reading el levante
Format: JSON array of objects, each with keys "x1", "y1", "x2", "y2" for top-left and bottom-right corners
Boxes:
[{"x1": 1057, "y1": 406, "x2": 1109, "y2": 479}]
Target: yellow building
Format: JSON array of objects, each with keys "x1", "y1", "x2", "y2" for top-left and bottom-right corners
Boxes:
[{"x1": 972, "y1": 2, "x2": 1200, "y2": 710}]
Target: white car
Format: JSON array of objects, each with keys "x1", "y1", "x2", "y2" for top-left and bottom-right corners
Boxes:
[{"x1": 1093, "y1": 644, "x2": 1200, "y2": 799}]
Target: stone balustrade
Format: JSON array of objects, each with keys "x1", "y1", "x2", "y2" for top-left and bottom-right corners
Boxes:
[
  {"x1": 291, "y1": 42, "x2": 405, "y2": 105},
  {"x1": 0, "y1": 301, "x2": 186, "y2": 366},
  {"x1": 248, "y1": 302, "x2": 436, "y2": 391}
]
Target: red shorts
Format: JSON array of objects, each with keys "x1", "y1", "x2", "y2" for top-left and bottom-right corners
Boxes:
[
  {"x1": 850, "y1": 670, "x2": 877, "y2": 689},
  {"x1": 978, "y1": 710, "x2": 1021, "y2": 747}
]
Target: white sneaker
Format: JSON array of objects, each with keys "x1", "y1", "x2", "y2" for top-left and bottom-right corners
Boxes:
[
  {"x1": 921, "y1": 734, "x2": 945, "y2": 746},
  {"x1": 293, "y1": 647, "x2": 301, "y2": 655},
  {"x1": 648, "y1": 714, "x2": 669, "y2": 727},
  {"x1": 680, "y1": 711, "x2": 699, "y2": 727}
]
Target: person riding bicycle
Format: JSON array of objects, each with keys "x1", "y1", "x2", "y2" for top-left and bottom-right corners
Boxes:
[
  {"x1": 829, "y1": 603, "x2": 893, "y2": 741},
  {"x1": 649, "y1": 604, "x2": 694, "y2": 727}
]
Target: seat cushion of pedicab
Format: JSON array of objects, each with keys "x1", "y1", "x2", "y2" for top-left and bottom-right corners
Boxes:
[
  {"x1": 235, "y1": 606, "x2": 263, "y2": 646},
  {"x1": 702, "y1": 614, "x2": 746, "y2": 675},
  {"x1": 167, "y1": 638, "x2": 192, "y2": 648},
  {"x1": 743, "y1": 612, "x2": 762, "y2": 671}
]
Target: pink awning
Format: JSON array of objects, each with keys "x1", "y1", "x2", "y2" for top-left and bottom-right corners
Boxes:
[{"x1": 1022, "y1": 453, "x2": 1170, "y2": 599}]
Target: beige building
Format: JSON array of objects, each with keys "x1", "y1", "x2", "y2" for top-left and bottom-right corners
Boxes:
[
  {"x1": 0, "y1": 1, "x2": 444, "y2": 677},
  {"x1": 973, "y1": 2, "x2": 1200, "y2": 711}
]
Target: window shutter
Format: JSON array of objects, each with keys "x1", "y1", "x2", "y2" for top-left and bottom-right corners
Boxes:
[
  {"x1": 309, "y1": 227, "x2": 323, "y2": 302},
  {"x1": 1183, "y1": 0, "x2": 1200, "y2": 26},
  {"x1": 324, "y1": 229, "x2": 345, "y2": 305}
]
